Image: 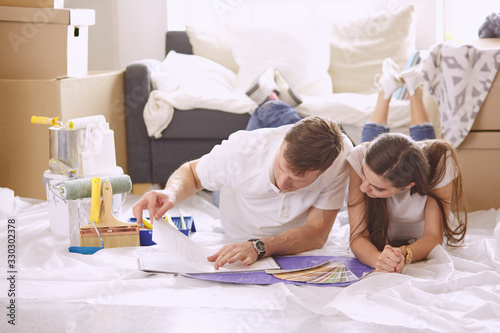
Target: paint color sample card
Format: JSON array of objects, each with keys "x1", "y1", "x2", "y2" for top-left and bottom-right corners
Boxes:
[
  {"x1": 271, "y1": 262, "x2": 359, "y2": 284},
  {"x1": 179, "y1": 256, "x2": 373, "y2": 286}
]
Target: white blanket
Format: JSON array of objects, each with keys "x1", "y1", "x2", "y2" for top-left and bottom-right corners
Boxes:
[
  {"x1": 143, "y1": 52, "x2": 256, "y2": 138},
  {"x1": 420, "y1": 41, "x2": 500, "y2": 147},
  {"x1": 143, "y1": 52, "x2": 414, "y2": 139},
  {"x1": 1, "y1": 187, "x2": 500, "y2": 332}
]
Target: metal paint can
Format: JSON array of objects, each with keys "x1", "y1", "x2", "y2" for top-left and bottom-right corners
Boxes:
[{"x1": 49, "y1": 126, "x2": 85, "y2": 171}]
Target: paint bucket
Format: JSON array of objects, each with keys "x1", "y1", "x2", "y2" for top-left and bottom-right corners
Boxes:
[
  {"x1": 43, "y1": 169, "x2": 125, "y2": 245},
  {"x1": 43, "y1": 170, "x2": 74, "y2": 237}
]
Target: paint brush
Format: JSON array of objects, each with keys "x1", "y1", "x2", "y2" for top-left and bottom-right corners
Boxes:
[
  {"x1": 79, "y1": 179, "x2": 140, "y2": 248},
  {"x1": 179, "y1": 209, "x2": 187, "y2": 230}
]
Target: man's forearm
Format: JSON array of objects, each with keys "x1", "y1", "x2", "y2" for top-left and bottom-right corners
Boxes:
[
  {"x1": 262, "y1": 208, "x2": 338, "y2": 257},
  {"x1": 262, "y1": 226, "x2": 327, "y2": 257},
  {"x1": 162, "y1": 160, "x2": 203, "y2": 205}
]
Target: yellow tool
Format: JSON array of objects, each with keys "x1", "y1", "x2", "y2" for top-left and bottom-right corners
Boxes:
[
  {"x1": 89, "y1": 177, "x2": 101, "y2": 224},
  {"x1": 165, "y1": 214, "x2": 178, "y2": 229},
  {"x1": 49, "y1": 158, "x2": 77, "y2": 177},
  {"x1": 142, "y1": 217, "x2": 153, "y2": 230},
  {"x1": 31, "y1": 116, "x2": 61, "y2": 127},
  {"x1": 179, "y1": 209, "x2": 187, "y2": 229}
]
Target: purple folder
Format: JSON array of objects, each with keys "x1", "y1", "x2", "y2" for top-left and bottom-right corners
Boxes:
[{"x1": 186, "y1": 255, "x2": 373, "y2": 287}]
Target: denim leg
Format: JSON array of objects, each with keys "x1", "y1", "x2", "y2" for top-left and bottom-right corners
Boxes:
[
  {"x1": 409, "y1": 123, "x2": 436, "y2": 141},
  {"x1": 211, "y1": 189, "x2": 220, "y2": 208},
  {"x1": 246, "y1": 100, "x2": 302, "y2": 131},
  {"x1": 361, "y1": 122, "x2": 390, "y2": 143}
]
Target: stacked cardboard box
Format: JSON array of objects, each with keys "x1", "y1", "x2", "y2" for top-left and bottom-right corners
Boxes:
[
  {"x1": 0, "y1": 4, "x2": 127, "y2": 200},
  {"x1": 457, "y1": 39, "x2": 500, "y2": 211},
  {"x1": 0, "y1": 6, "x2": 95, "y2": 79},
  {"x1": 0, "y1": 0, "x2": 64, "y2": 8}
]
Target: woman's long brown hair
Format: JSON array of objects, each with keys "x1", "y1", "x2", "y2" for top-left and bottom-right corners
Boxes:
[{"x1": 350, "y1": 133, "x2": 467, "y2": 251}]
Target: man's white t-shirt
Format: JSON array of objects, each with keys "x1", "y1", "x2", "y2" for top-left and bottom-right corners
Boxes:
[
  {"x1": 196, "y1": 125, "x2": 353, "y2": 239},
  {"x1": 346, "y1": 142, "x2": 457, "y2": 241}
]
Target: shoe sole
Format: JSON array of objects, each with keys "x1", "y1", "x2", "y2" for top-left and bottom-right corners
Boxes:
[{"x1": 274, "y1": 69, "x2": 302, "y2": 106}]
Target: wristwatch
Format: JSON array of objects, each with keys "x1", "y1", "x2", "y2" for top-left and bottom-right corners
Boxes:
[
  {"x1": 248, "y1": 239, "x2": 266, "y2": 260},
  {"x1": 403, "y1": 245, "x2": 413, "y2": 265}
]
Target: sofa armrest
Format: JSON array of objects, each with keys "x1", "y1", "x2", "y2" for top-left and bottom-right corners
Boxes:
[{"x1": 124, "y1": 59, "x2": 160, "y2": 183}]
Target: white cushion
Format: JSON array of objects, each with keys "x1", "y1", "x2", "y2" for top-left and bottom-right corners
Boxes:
[
  {"x1": 226, "y1": 18, "x2": 333, "y2": 97},
  {"x1": 186, "y1": 25, "x2": 239, "y2": 73},
  {"x1": 328, "y1": 4, "x2": 416, "y2": 94}
]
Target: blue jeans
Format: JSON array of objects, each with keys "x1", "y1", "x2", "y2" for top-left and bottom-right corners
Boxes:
[
  {"x1": 246, "y1": 100, "x2": 302, "y2": 131},
  {"x1": 361, "y1": 122, "x2": 436, "y2": 143}
]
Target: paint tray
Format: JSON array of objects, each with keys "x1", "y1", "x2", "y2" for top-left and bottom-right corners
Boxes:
[{"x1": 129, "y1": 216, "x2": 196, "y2": 246}]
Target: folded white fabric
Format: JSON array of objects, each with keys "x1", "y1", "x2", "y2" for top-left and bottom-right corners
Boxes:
[
  {"x1": 0, "y1": 187, "x2": 15, "y2": 218},
  {"x1": 0, "y1": 187, "x2": 34, "y2": 219},
  {"x1": 143, "y1": 51, "x2": 257, "y2": 138},
  {"x1": 143, "y1": 90, "x2": 175, "y2": 139},
  {"x1": 420, "y1": 41, "x2": 500, "y2": 147}
]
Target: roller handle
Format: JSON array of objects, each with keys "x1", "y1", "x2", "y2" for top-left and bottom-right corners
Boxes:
[
  {"x1": 89, "y1": 177, "x2": 101, "y2": 224},
  {"x1": 31, "y1": 116, "x2": 61, "y2": 126}
]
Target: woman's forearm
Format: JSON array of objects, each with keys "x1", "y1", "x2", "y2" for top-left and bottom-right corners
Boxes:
[{"x1": 350, "y1": 236, "x2": 382, "y2": 269}]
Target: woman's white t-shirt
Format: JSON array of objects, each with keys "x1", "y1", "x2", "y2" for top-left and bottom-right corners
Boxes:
[
  {"x1": 346, "y1": 142, "x2": 457, "y2": 241},
  {"x1": 196, "y1": 125, "x2": 353, "y2": 239}
]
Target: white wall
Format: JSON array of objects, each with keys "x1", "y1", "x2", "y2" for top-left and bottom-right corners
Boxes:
[
  {"x1": 167, "y1": 0, "x2": 441, "y2": 50},
  {"x1": 65, "y1": 0, "x2": 496, "y2": 71},
  {"x1": 66, "y1": 0, "x2": 167, "y2": 71}
]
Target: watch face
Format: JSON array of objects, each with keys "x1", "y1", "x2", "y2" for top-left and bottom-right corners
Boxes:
[{"x1": 254, "y1": 240, "x2": 266, "y2": 252}]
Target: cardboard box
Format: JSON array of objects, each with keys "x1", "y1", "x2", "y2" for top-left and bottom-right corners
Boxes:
[
  {"x1": 470, "y1": 38, "x2": 500, "y2": 131},
  {"x1": 0, "y1": 0, "x2": 64, "y2": 8},
  {"x1": 0, "y1": 6, "x2": 95, "y2": 79},
  {"x1": 0, "y1": 71, "x2": 127, "y2": 200},
  {"x1": 471, "y1": 66, "x2": 500, "y2": 130},
  {"x1": 456, "y1": 131, "x2": 500, "y2": 211}
]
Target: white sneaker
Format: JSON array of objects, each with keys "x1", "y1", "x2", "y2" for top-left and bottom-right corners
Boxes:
[
  {"x1": 377, "y1": 58, "x2": 404, "y2": 99},
  {"x1": 274, "y1": 68, "x2": 302, "y2": 107},
  {"x1": 245, "y1": 67, "x2": 278, "y2": 105},
  {"x1": 400, "y1": 66, "x2": 424, "y2": 96}
]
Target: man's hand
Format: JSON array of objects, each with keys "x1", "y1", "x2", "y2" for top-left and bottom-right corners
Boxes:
[
  {"x1": 132, "y1": 190, "x2": 175, "y2": 222},
  {"x1": 375, "y1": 245, "x2": 405, "y2": 273},
  {"x1": 207, "y1": 241, "x2": 259, "y2": 270}
]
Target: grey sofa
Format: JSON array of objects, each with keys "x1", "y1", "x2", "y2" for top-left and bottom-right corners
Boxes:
[{"x1": 125, "y1": 31, "x2": 251, "y2": 185}]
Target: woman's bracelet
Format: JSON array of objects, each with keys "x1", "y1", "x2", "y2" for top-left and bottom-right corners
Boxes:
[{"x1": 403, "y1": 245, "x2": 413, "y2": 264}]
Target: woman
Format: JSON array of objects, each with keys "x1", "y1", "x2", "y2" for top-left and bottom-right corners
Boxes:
[{"x1": 347, "y1": 58, "x2": 467, "y2": 273}]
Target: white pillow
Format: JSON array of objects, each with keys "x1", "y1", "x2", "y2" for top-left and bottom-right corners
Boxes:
[
  {"x1": 329, "y1": 4, "x2": 416, "y2": 94},
  {"x1": 186, "y1": 25, "x2": 239, "y2": 73},
  {"x1": 226, "y1": 18, "x2": 333, "y2": 97}
]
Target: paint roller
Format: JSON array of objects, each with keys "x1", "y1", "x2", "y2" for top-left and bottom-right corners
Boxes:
[
  {"x1": 67, "y1": 115, "x2": 106, "y2": 130},
  {"x1": 59, "y1": 175, "x2": 132, "y2": 200}
]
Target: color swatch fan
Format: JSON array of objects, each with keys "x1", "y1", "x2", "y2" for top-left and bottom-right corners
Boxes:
[{"x1": 270, "y1": 261, "x2": 360, "y2": 284}]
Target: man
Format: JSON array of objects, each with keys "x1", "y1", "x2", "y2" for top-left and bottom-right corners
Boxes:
[{"x1": 133, "y1": 113, "x2": 353, "y2": 270}]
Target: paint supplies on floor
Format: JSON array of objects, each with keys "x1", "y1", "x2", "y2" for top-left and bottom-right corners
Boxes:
[
  {"x1": 74, "y1": 178, "x2": 140, "y2": 252},
  {"x1": 36, "y1": 114, "x2": 133, "y2": 252}
]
